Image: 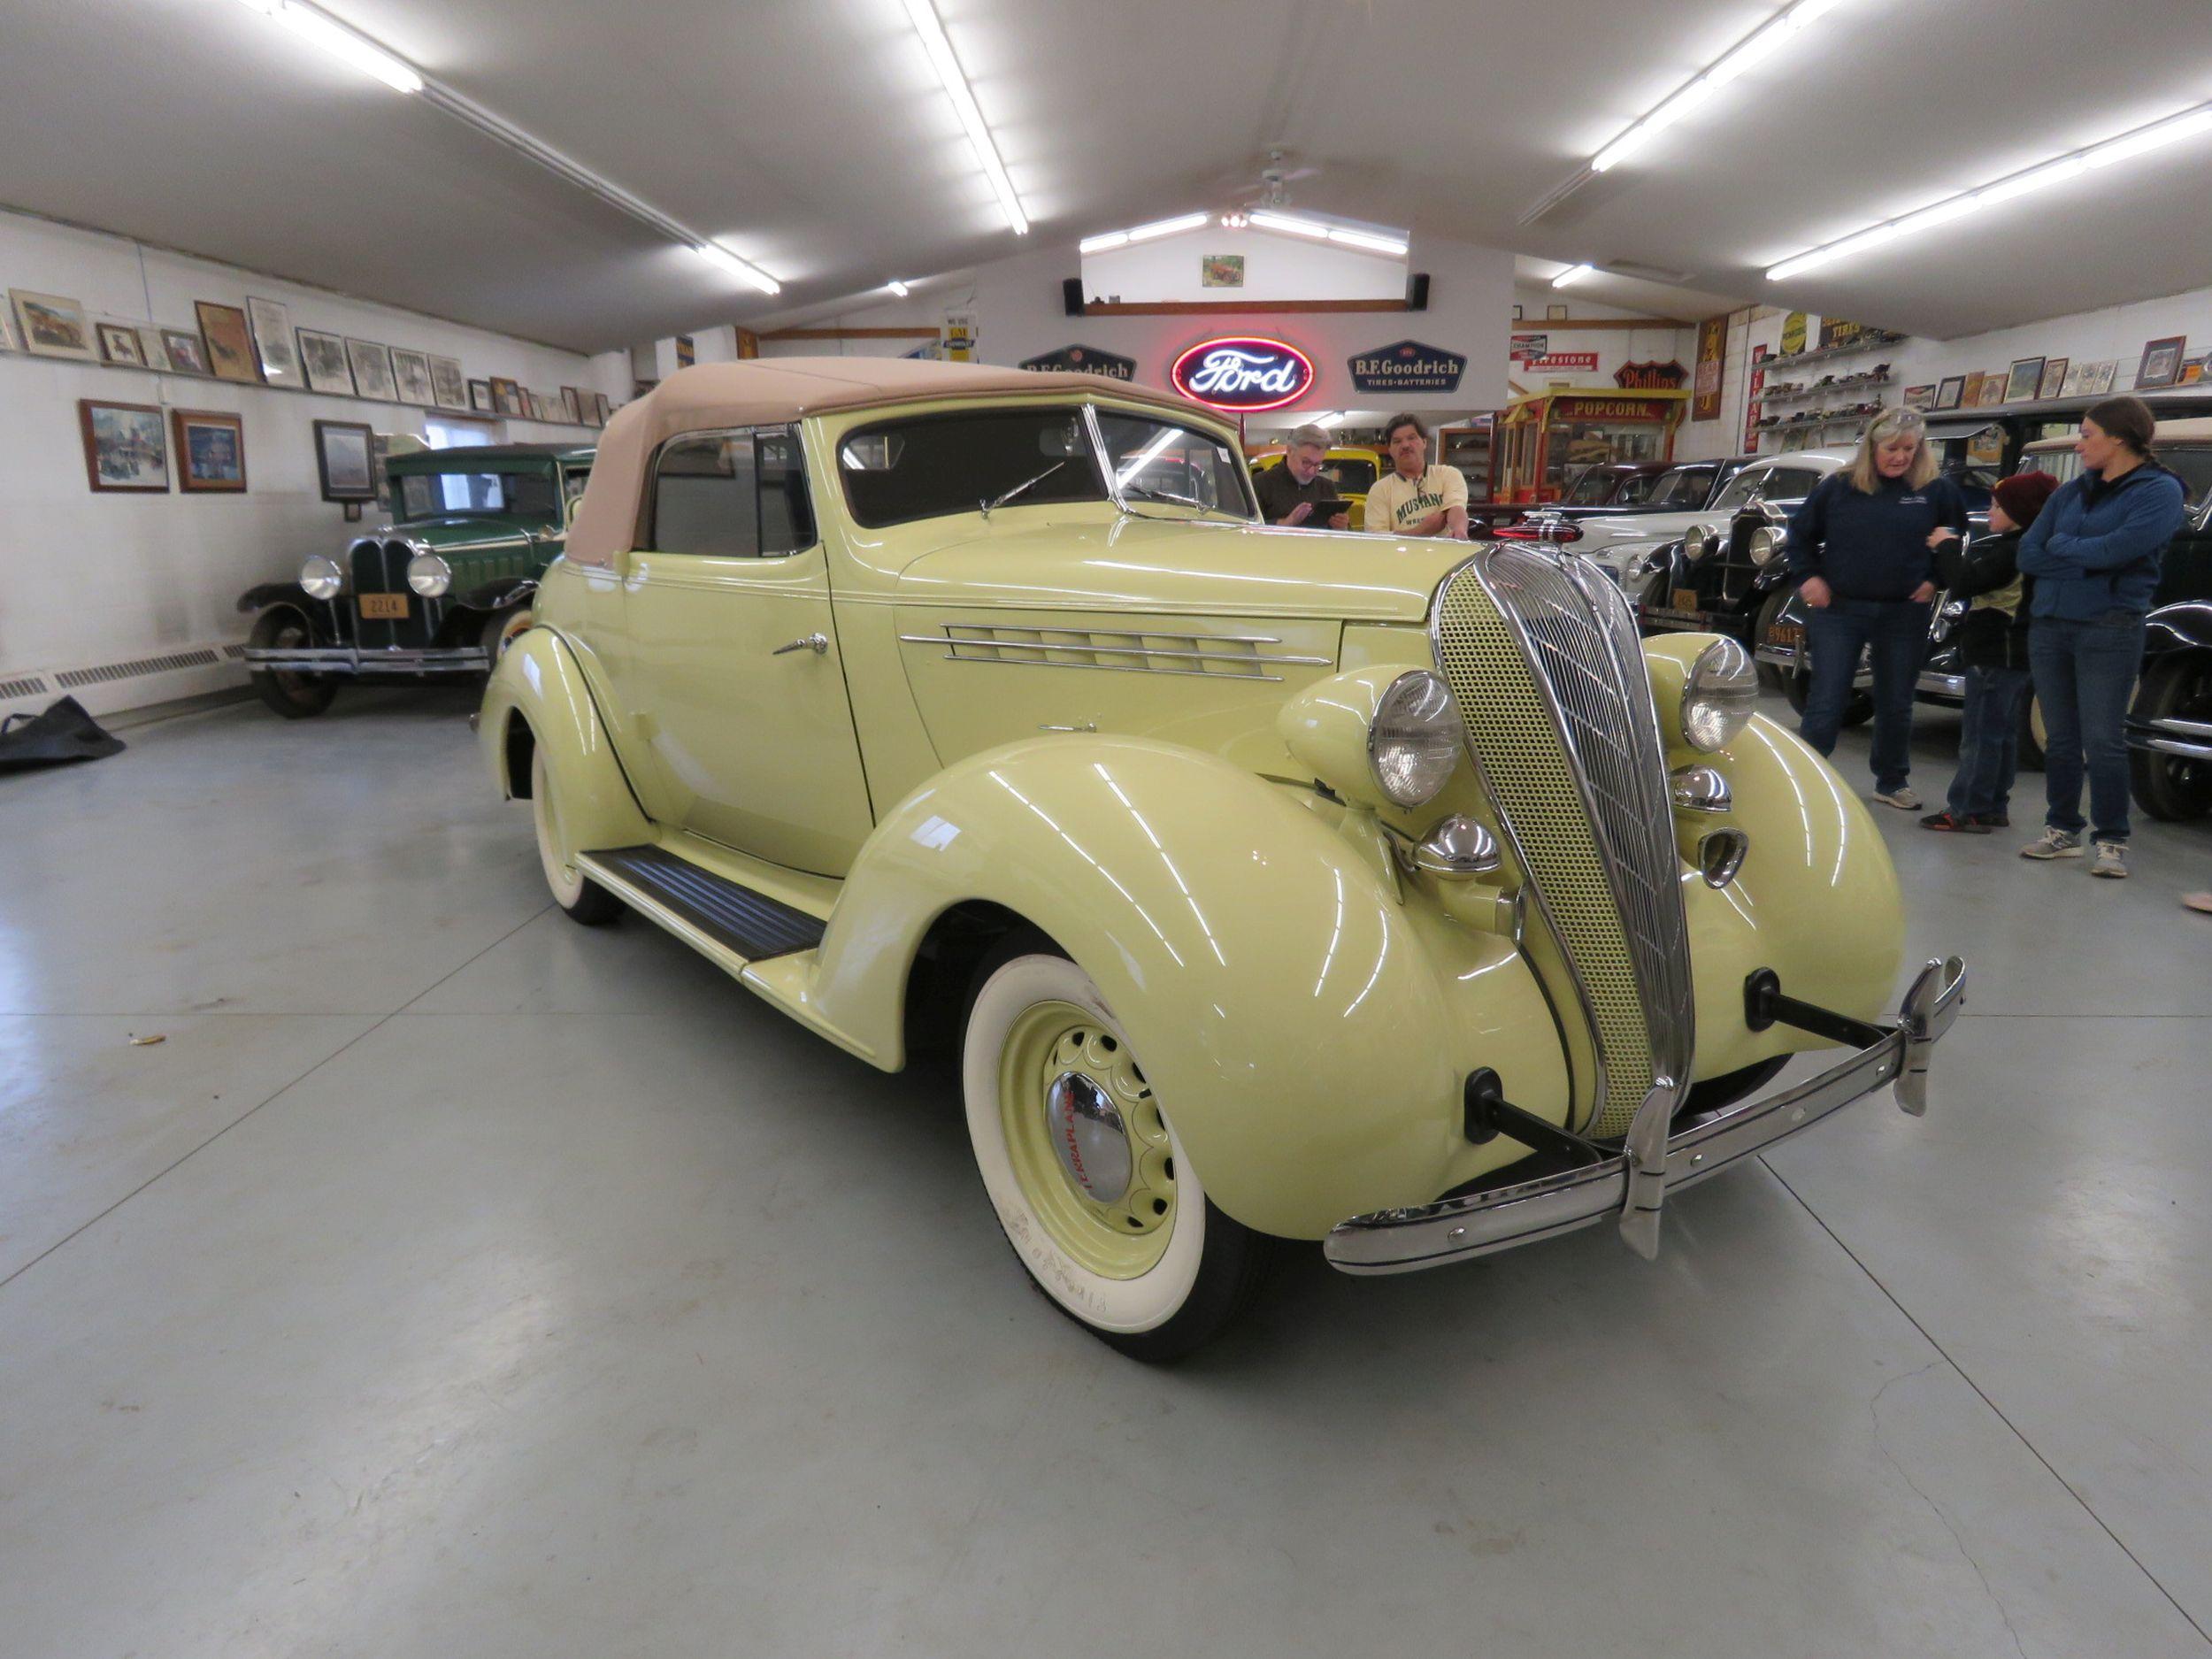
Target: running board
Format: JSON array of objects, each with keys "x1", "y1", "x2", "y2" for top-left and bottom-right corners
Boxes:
[{"x1": 580, "y1": 845, "x2": 826, "y2": 960}]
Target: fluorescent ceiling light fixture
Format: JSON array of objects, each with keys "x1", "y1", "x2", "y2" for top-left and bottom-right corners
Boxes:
[
  {"x1": 1551, "y1": 263, "x2": 1594, "y2": 288},
  {"x1": 899, "y1": 0, "x2": 1028, "y2": 234},
  {"x1": 694, "y1": 242, "x2": 781, "y2": 296},
  {"x1": 887, "y1": 280, "x2": 911, "y2": 296},
  {"x1": 1247, "y1": 210, "x2": 1409, "y2": 257},
  {"x1": 1592, "y1": 0, "x2": 1852, "y2": 173},
  {"x1": 1766, "y1": 100, "x2": 2212, "y2": 282},
  {"x1": 1127, "y1": 211, "x2": 1210, "y2": 243},
  {"x1": 235, "y1": 0, "x2": 421, "y2": 92}
]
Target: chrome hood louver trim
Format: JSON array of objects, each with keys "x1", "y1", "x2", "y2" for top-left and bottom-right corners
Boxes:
[{"x1": 1430, "y1": 548, "x2": 1693, "y2": 1136}]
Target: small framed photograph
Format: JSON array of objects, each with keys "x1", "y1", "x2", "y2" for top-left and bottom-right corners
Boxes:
[
  {"x1": 2136, "y1": 335, "x2": 2186, "y2": 390},
  {"x1": 593, "y1": 391, "x2": 611, "y2": 425},
  {"x1": 96, "y1": 321, "x2": 150, "y2": 367},
  {"x1": 2003, "y1": 357, "x2": 2045, "y2": 403},
  {"x1": 2088, "y1": 359, "x2": 2117, "y2": 394},
  {"x1": 347, "y1": 338, "x2": 397, "y2": 401},
  {"x1": 490, "y1": 375, "x2": 524, "y2": 417},
  {"x1": 2059, "y1": 361, "x2": 2091, "y2": 397},
  {"x1": 560, "y1": 386, "x2": 582, "y2": 423},
  {"x1": 1201, "y1": 254, "x2": 1245, "y2": 288},
  {"x1": 1901, "y1": 384, "x2": 1936, "y2": 411},
  {"x1": 1933, "y1": 375, "x2": 1965, "y2": 411},
  {"x1": 1976, "y1": 373, "x2": 2007, "y2": 407},
  {"x1": 468, "y1": 378, "x2": 494, "y2": 412},
  {"x1": 79, "y1": 398, "x2": 171, "y2": 491},
  {"x1": 2181, "y1": 357, "x2": 2208, "y2": 387},
  {"x1": 134, "y1": 324, "x2": 168, "y2": 365},
  {"x1": 296, "y1": 327, "x2": 356, "y2": 396},
  {"x1": 161, "y1": 326, "x2": 211, "y2": 375},
  {"x1": 1546, "y1": 303, "x2": 1569, "y2": 320},
  {"x1": 1960, "y1": 371, "x2": 1985, "y2": 406},
  {"x1": 12, "y1": 289, "x2": 98, "y2": 360},
  {"x1": 1511, "y1": 303, "x2": 1524, "y2": 321},
  {"x1": 429, "y1": 354, "x2": 468, "y2": 410},
  {"x1": 0, "y1": 307, "x2": 15, "y2": 351},
  {"x1": 2038, "y1": 357, "x2": 2070, "y2": 400},
  {"x1": 313, "y1": 419, "x2": 377, "y2": 502},
  {"x1": 172, "y1": 408, "x2": 248, "y2": 493},
  {"x1": 245, "y1": 296, "x2": 303, "y2": 388},
  {"x1": 195, "y1": 301, "x2": 261, "y2": 383},
  {"x1": 390, "y1": 348, "x2": 436, "y2": 405}
]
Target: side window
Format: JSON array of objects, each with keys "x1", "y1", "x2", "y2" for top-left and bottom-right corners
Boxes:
[
  {"x1": 1763, "y1": 467, "x2": 1820, "y2": 501},
  {"x1": 649, "y1": 429, "x2": 816, "y2": 557}
]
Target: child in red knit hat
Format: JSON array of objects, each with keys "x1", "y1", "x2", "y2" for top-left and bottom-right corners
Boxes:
[{"x1": 1920, "y1": 469, "x2": 2062, "y2": 832}]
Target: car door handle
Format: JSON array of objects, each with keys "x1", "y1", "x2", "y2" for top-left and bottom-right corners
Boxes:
[{"x1": 772, "y1": 633, "x2": 829, "y2": 657}]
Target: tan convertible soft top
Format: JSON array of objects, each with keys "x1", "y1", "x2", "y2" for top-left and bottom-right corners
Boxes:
[{"x1": 566, "y1": 357, "x2": 1205, "y2": 565}]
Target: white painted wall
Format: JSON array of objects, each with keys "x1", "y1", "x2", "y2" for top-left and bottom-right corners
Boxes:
[
  {"x1": 0, "y1": 207, "x2": 627, "y2": 716},
  {"x1": 1079, "y1": 225, "x2": 1405, "y2": 304}
]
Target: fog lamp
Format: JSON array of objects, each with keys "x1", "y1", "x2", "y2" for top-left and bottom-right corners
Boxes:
[{"x1": 1411, "y1": 816, "x2": 1501, "y2": 880}]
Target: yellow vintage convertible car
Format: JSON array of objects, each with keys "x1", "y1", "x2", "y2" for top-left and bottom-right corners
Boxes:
[{"x1": 481, "y1": 359, "x2": 1963, "y2": 1359}]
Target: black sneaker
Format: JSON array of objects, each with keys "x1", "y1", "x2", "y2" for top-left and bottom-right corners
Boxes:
[
  {"x1": 1919, "y1": 810, "x2": 1988, "y2": 833},
  {"x1": 1975, "y1": 812, "x2": 2010, "y2": 828}
]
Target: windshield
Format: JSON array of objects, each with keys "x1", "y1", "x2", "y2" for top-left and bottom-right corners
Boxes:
[
  {"x1": 839, "y1": 406, "x2": 1251, "y2": 527},
  {"x1": 1643, "y1": 465, "x2": 1715, "y2": 508},
  {"x1": 1323, "y1": 457, "x2": 1378, "y2": 494},
  {"x1": 398, "y1": 468, "x2": 557, "y2": 519},
  {"x1": 1564, "y1": 469, "x2": 1624, "y2": 505},
  {"x1": 1710, "y1": 466, "x2": 1784, "y2": 512}
]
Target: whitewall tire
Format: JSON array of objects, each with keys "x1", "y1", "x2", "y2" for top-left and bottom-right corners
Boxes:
[{"x1": 530, "y1": 744, "x2": 621, "y2": 926}]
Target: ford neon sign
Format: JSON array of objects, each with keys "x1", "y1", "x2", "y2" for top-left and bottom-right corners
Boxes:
[{"x1": 1169, "y1": 336, "x2": 1316, "y2": 412}]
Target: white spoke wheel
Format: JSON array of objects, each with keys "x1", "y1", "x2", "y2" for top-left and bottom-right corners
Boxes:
[
  {"x1": 530, "y1": 745, "x2": 621, "y2": 925},
  {"x1": 961, "y1": 947, "x2": 1270, "y2": 1361}
]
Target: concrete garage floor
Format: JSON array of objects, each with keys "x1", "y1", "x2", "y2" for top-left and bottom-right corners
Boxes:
[{"x1": 3, "y1": 687, "x2": 2208, "y2": 1659}]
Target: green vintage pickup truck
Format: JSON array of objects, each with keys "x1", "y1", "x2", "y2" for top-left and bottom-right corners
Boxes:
[{"x1": 238, "y1": 442, "x2": 594, "y2": 717}]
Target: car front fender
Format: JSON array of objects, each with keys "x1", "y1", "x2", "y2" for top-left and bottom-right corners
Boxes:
[
  {"x1": 804, "y1": 733, "x2": 1570, "y2": 1239},
  {"x1": 479, "y1": 626, "x2": 654, "y2": 849},
  {"x1": 238, "y1": 580, "x2": 314, "y2": 615}
]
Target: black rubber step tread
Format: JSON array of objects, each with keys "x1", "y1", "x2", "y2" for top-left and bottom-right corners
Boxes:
[{"x1": 588, "y1": 845, "x2": 826, "y2": 960}]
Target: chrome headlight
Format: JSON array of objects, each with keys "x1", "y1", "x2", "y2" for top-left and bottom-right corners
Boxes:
[
  {"x1": 1368, "y1": 670, "x2": 1461, "y2": 807},
  {"x1": 1680, "y1": 636, "x2": 1758, "y2": 752},
  {"x1": 406, "y1": 552, "x2": 453, "y2": 597},
  {"x1": 299, "y1": 554, "x2": 344, "y2": 600},
  {"x1": 1682, "y1": 522, "x2": 1715, "y2": 560},
  {"x1": 1747, "y1": 525, "x2": 1785, "y2": 566}
]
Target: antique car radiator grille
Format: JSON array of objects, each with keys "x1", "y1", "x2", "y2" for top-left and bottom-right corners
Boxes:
[
  {"x1": 348, "y1": 537, "x2": 441, "y2": 649},
  {"x1": 1432, "y1": 550, "x2": 1694, "y2": 1137}
]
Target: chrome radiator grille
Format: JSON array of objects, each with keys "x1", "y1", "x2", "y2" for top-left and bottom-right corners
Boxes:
[{"x1": 1432, "y1": 549, "x2": 1693, "y2": 1136}]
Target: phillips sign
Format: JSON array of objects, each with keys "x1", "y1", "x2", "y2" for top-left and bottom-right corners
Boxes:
[{"x1": 1169, "y1": 336, "x2": 1316, "y2": 412}]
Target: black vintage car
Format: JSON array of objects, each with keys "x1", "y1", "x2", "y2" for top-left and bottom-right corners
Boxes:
[{"x1": 237, "y1": 442, "x2": 594, "y2": 717}]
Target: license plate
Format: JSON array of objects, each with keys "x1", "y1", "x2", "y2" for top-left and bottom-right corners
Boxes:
[
  {"x1": 1769, "y1": 622, "x2": 1804, "y2": 649},
  {"x1": 359, "y1": 594, "x2": 408, "y2": 618},
  {"x1": 1671, "y1": 588, "x2": 1701, "y2": 614}
]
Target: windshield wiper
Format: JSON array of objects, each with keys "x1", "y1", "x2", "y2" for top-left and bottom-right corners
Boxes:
[{"x1": 981, "y1": 460, "x2": 1067, "y2": 518}]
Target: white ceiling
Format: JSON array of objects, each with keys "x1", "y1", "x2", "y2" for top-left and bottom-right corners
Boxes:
[{"x1": 4, "y1": 0, "x2": 2208, "y2": 352}]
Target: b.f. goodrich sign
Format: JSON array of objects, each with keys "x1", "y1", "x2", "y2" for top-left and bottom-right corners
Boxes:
[
  {"x1": 1019, "y1": 345, "x2": 1137, "y2": 380},
  {"x1": 1348, "y1": 339, "x2": 1467, "y2": 396}
]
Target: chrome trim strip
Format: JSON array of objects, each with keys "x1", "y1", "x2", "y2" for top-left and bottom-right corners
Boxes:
[
  {"x1": 243, "y1": 647, "x2": 488, "y2": 674},
  {"x1": 1916, "y1": 671, "x2": 1966, "y2": 697},
  {"x1": 1325, "y1": 956, "x2": 1965, "y2": 1273},
  {"x1": 898, "y1": 634, "x2": 1328, "y2": 667},
  {"x1": 2133, "y1": 734, "x2": 2212, "y2": 761}
]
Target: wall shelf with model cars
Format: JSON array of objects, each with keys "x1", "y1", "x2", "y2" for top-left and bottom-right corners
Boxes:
[
  {"x1": 1757, "y1": 369, "x2": 1893, "y2": 405},
  {"x1": 1760, "y1": 330, "x2": 1908, "y2": 373}
]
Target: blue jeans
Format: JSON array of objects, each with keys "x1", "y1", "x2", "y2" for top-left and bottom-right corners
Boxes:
[
  {"x1": 2030, "y1": 611, "x2": 2147, "y2": 842},
  {"x1": 1945, "y1": 664, "x2": 2031, "y2": 818},
  {"x1": 1801, "y1": 598, "x2": 1931, "y2": 793}
]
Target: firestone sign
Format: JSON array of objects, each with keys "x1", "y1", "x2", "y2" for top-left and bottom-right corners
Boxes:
[
  {"x1": 1170, "y1": 336, "x2": 1316, "y2": 412},
  {"x1": 1347, "y1": 339, "x2": 1467, "y2": 396},
  {"x1": 1019, "y1": 344, "x2": 1137, "y2": 380}
]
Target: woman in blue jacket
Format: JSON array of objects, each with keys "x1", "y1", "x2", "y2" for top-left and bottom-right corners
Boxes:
[
  {"x1": 1785, "y1": 408, "x2": 1968, "y2": 810},
  {"x1": 2015, "y1": 396, "x2": 2187, "y2": 878}
]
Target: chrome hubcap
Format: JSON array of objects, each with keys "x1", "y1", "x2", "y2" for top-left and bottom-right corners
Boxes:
[{"x1": 1044, "y1": 1070, "x2": 1131, "y2": 1202}]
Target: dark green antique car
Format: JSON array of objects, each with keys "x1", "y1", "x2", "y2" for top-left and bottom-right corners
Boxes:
[{"x1": 238, "y1": 442, "x2": 595, "y2": 717}]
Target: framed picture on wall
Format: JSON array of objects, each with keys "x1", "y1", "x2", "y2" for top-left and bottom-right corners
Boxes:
[
  {"x1": 468, "y1": 378, "x2": 494, "y2": 413},
  {"x1": 78, "y1": 398, "x2": 171, "y2": 491},
  {"x1": 0, "y1": 308, "x2": 16, "y2": 351},
  {"x1": 2059, "y1": 361, "x2": 2091, "y2": 396},
  {"x1": 580, "y1": 397, "x2": 603, "y2": 429},
  {"x1": 1901, "y1": 384, "x2": 1936, "y2": 411},
  {"x1": 346, "y1": 338, "x2": 397, "y2": 401},
  {"x1": 2038, "y1": 357, "x2": 2070, "y2": 400},
  {"x1": 489, "y1": 376, "x2": 524, "y2": 417},
  {"x1": 245, "y1": 296, "x2": 303, "y2": 388},
  {"x1": 96, "y1": 321, "x2": 150, "y2": 367},
  {"x1": 195, "y1": 302, "x2": 261, "y2": 383},
  {"x1": 2003, "y1": 357, "x2": 2045, "y2": 403},
  {"x1": 296, "y1": 327, "x2": 355, "y2": 395},
  {"x1": 593, "y1": 391, "x2": 611, "y2": 425},
  {"x1": 172, "y1": 409, "x2": 248, "y2": 493},
  {"x1": 2136, "y1": 335, "x2": 2186, "y2": 389},
  {"x1": 1545, "y1": 303, "x2": 1568, "y2": 320},
  {"x1": 12, "y1": 289, "x2": 98, "y2": 360},
  {"x1": 1960, "y1": 371, "x2": 1985, "y2": 406},
  {"x1": 429, "y1": 355, "x2": 468, "y2": 411},
  {"x1": 1932, "y1": 375, "x2": 1965, "y2": 411},
  {"x1": 161, "y1": 326, "x2": 211, "y2": 375},
  {"x1": 2088, "y1": 360, "x2": 2117, "y2": 394},
  {"x1": 390, "y1": 348, "x2": 436, "y2": 406},
  {"x1": 134, "y1": 324, "x2": 169, "y2": 365},
  {"x1": 559, "y1": 386, "x2": 582, "y2": 423},
  {"x1": 312, "y1": 419, "x2": 377, "y2": 502},
  {"x1": 1975, "y1": 373, "x2": 2008, "y2": 407}
]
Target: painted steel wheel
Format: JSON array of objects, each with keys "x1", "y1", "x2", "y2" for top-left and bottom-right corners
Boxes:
[
  {"x1": 481, "y1": 607, "x2": 535, "y2": 668},
  {"x1": 961, "y1": 948, "x2": 1269, "y2": 1360},
  {"x1": 248, "y1": 609, "x2": 336, "y2": 719},
  {"x1": 2131, "y1": 654, "x2": 2212, "y2": 820},
  {"x1": 530, "y1": 745, "x2": 621, "y2": 925}
]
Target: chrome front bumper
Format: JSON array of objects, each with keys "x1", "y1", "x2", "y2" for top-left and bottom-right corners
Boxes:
[
  {"x1": 244, "y1": 646, "x2": 488, "y2": 677},
  {"x1": 1751, "y1": 636, "x2": 1965, "y2": 700},
  {"x1": 1324, "y1": 956, "x2": 1966, "y2": 1275}
]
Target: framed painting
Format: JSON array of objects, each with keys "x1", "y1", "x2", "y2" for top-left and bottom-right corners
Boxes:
[
  {"x1": 346, "y1": 338, "x2": 397, "y2": 402},
  {"x1": 313, "y1": 419, "x2": 377, "y2": 502},
  {"x1": 162, "y1": 326, "x2": 211, "y2": 375},
  {"x1": 593, "y1": 391, "x2": 611, "y2": 424},
  {"x1": 560, "y1": 386, "x2": 582, "y2": 423},
  {"x1": 134, "y1": 324, "x2": 168, "y2": 365},
  {"x1": 1933, "y1": 375, "x2": 1965, "y2": 411},
  {"x1": 2038, "y1": 357, "x2": 2070, "y2": 400},
  {"x1": 172, "y1": 408, "x2": 247, "y2": 493},
  {"x1": 196, "y1": 301, "x2": 261, "y2": 383},
  {"x1": 1901, "y1": 384, "x2": 1936, "y2": 411},
  {"x1": 2002, "y1": 357, "x2": 2045, "y2": 403},
  {"x1": 1975, "y1": 373, "x2": 2007, "y2": 407},
  {"x1": 12, "y1": 289, "x2": 98, "y2": 360},
  {"x1": 2136, "y1": 335, "x2": 2186, "y2": 390},
  {"x1": 1201, "y1": 254, "x2": 1245, "y2": 288},
  {"x1": 390, "y1": 348, "x2": 436, "y2": 406},
  {"x1": 2182, "y1": 357, "x2": 2208, "y2": 387},
  {"x1": 2058, "y1": 361, "x2": 2091, "y2": 396},
  {"x1": 96, "y1": 321, "x2": 150, "y2": 367},
  {"x1": 429, "y1": 354, "x2": 468, "y2": 410},
  {"x1": 0, "y1": 308, "x2": 15, "y2": 351},
  {"x1": 79, "y1": 398, "x2": 170, "y2": 491},
  {"x1": 489, "y1": 376, "x2": 524, "y2": 417},
  {"x1": 2088, "y1": 360, "x2": 2117, "y2": 394},
  {"x1": 468, "y1": 378, "x2": 494, "y2": 413},
  {"x1": 1960, "y1": 371, "x2": 1986, "y2": 406},
  {"x1": 296, "y1": 327, "x2": 355, "y2": 396},
  {"x1": 245, "y1": 296, "x2": 303, "y2": 388}
]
